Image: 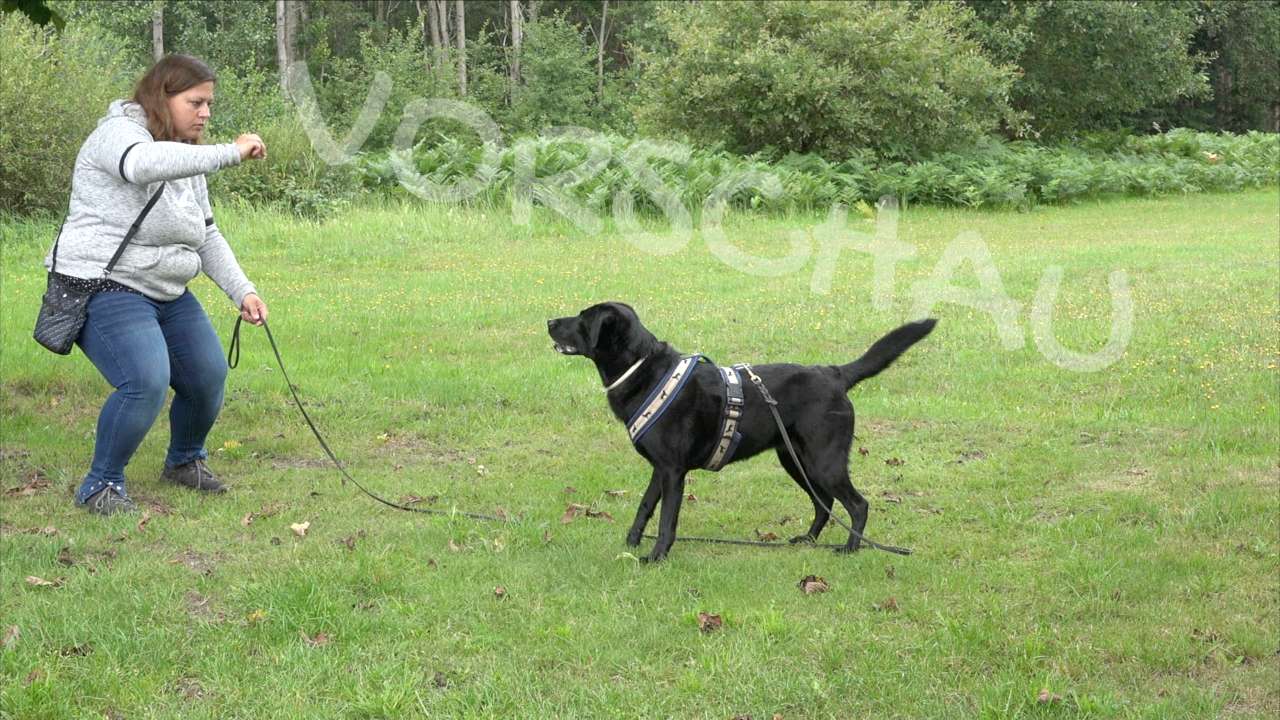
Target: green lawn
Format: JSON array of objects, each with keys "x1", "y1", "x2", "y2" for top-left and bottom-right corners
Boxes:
[{"x1": 2, "y1": 189, "x2": 1277, "y2": 719}]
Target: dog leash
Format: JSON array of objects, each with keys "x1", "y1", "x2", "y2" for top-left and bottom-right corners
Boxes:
[
  {"x1": 738, "y1": 364, "x2": 912, "y2": 556},
  {"x1": 228, "y1": 317, "x2": 505, "y2": 522}
]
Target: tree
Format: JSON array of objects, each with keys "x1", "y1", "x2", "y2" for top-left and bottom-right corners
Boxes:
[
  {"x1": 966, "y1": 0, "x2": 1210, "y2": 137},
  {"x1": 636, "y1": 1, "x2": 1016, "y2": 159},
  {"x1": 276, "y1": 0, "x2": 299, "y2": 91},
  {"x1": 510, "y1": 0, "x2": 522, "y2": 88},
  {"x1": 150, "y1": 0, "x2": 163, "y2": 61},
  {"x1": 455, "y1": 0, "x2": 466, "y2": 96}
]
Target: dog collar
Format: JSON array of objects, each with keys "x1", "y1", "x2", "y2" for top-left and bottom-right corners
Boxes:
[{"x1": 603, "y1": 357, "x2": 647, "y2": 393}]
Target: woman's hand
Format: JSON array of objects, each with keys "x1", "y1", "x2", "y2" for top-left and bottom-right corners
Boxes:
[
  {"x1": 234, "y1": 133, "x2": 267, "y2": 161},
  {"x1": 240, "y1": 293, "x2": 268, "y2": 326}
]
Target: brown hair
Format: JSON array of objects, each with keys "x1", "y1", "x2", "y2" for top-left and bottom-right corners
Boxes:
[{"x1": 130, "y1": 55, "x2": 217, "y2": 142}]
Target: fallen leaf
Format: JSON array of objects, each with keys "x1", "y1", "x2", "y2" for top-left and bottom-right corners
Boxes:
[
  {"x1": 875, "y1": 597, "x2": 900, "y2": 612},
  {"x1": 59, "y1": 643, "x2": 91, "y2": 657},
  {"x1": 563, "y1": 486, "x2": 577, "y2": 494},
  {"x1": 246, "y1": 609, "x2": 267, "y2": 624},
  {"x1": 605, "y1": 489, "x2": 627, "y2": 497},
  {"x1": 56, "y1": 547, "x2": 75, "y2": 567},
  {"x1": 493, "y1": 586, "x2": 507, "y2": 599},
  {"x1": 136, "y1": 510, "x2": 152, "y2": 532},
  {"x1": 290, "y1": 521, "x2": 310, "y2": 538},
  {"x1": 561, "y1": 503, "x2": 584, "y2": 523},
  {"x1": 447, "y1": 539, "x2": 464, "y2": 552},
  {"x1": 426, "y1": 558, "x2": 438, "y2": 569},
  {"x1": 300, "y1": 630, "x2": 330, "y2": 647},
  {"x1": 885, "y1": 457, "x2": 904, "y2": 467},
  {"x1": 798, "y1": 575, "x2": 830, "y2": 594},
  {"x1": 25, "y1": 576, "x2": 63, "y2": 588},
  {"x1": 494, "y1": 507, "x2": 510, "y2": 521},
  {"x1": 754, "y1": 530, "x2": 780, "y2": 542},
  {"x1": 240, "y1": 513, "x2": 254, "y2": 527},
  {"x1": 858, "y1": 447, "x2": 869, "y2": 456},
  {"x1": 24, "y1": 668, "x2": 43, "y2": 685},
  {"x1": 685, "y1": 493, "x2": 698, "y2": 503},
  {"x1": 885, "y1": 565, "x2": 896, "y2": 579},
  {"x1": 4, "y1": 477, "x2": 50, "y2": 497},
  {"x1": 696, "y1": 612, "x2": 723, "y2": 633},
  {"x1": 2, "y1": 625, "x2": 18, "y2": 649},
  {"x1": 881, "y1": 493, "x2": 902, "y2": 504},
  {"x1": 1037, "y1": 689, "x2": 1062, "y2": 704},
  {"x1": 400, "y1": 494, "x2": 434, "y2": 506},
  {"x1": 23, "y1": 526, "x2": 58, "y2": 537}
]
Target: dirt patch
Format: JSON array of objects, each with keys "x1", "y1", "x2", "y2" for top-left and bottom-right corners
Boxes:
[
  {"x1": 171, "y1": 550, "x2": 221, "y2": 576},
  {"x1": 184, "y1": 591, "x2": 225, "y2": 622}
]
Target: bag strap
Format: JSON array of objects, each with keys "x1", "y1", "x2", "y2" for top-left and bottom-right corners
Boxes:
[
  {"x1": 103, "y1": 184, "x2": 165, "y2": 276},
  {"x1": 49, "y1": 217, "x2": 68, "y2": 274}
]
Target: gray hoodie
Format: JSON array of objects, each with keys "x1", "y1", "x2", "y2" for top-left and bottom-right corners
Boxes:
[{"x1": 44, "y1": 100, "x2": 256, "y2": 306}]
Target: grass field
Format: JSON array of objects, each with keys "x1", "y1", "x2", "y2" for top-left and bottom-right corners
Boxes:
[{"x1": 2, "y1": 189, "x2": 1277, "y2": 719}]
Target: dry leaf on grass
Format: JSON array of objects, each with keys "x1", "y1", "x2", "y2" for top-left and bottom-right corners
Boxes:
[
  {"x1": 1037, "y1": 689, "x2": 1063, "y2": 704},
  {"x1": 300, "y1": 630, "x2": 330, "y2": 647},
  {"x1": 2, "y1": 625, "x2": 19, "y2": 649},
  {"x1": 885, "y1": 457, "x2": 904, "y2": 467},
  {"x1": 290, "y1": 521, "x2": 310, "y2": 537},
  {"x1": 561, "y1": 503, "x2": 614, "y2": 523},
  {"x1": 875, "y1": 597, "x2": 900, "y2": 612},
  {"x1": 754, "y1": 530, "x2": 780, "y2": 542},
  {"x1": 798, "y1": 575, "x2": 830, "y2": 594},
  {"x1": 25, "y1": 576, "x2": 63, "y2": 588},
  {"x1": 136, "y1": 510, "x2": 152, "y2": 532},
  {"x1": 493, "y1": 586, "x2": 507, "y2": 599},
  {"x1": 696, "y1": 612, "x2": 723, "y2": 633},
  {"x1": 4, "y1": 477, "x2": 50, "y2": 497}
]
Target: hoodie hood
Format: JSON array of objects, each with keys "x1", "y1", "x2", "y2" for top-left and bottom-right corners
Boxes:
[{"x1": 102, "y1": 100, "x2": 150, "y2": 132}]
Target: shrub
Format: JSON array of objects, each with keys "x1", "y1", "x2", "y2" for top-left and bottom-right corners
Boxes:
[
  {"x1": 0, "y1": 13, "x2": 134, "y2": 216},
  {"x1": 632, "y1": 0, "x2": 1017, "y2": 161}
]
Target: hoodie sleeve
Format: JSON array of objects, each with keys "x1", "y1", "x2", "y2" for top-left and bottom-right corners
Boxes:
[
  {"x1": 85, "y1": 116, "x2": 241, "y2": 185},
  {"x1": 194, "y1": 175, "x2": 257, "y2": 307}
]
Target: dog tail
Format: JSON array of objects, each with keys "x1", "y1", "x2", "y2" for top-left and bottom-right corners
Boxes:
[{"x1": 838, "y1": 319, "x2": 937, "y2": 390}]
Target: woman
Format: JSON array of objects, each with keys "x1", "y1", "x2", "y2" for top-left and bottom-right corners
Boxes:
[{"x1": 46, "y1": 55, "x2": 269, "y2": 515}]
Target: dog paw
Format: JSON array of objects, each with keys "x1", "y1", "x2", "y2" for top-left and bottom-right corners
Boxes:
[
  {"x1": 833, "y1": 545, "x2": 861, "y2": 554},
  {"x1": 625, "y1": 534, "x2": 642, "y2": 547},
  {"x1": 788, "y1": 534, "x2": 815, "y2": 545}
]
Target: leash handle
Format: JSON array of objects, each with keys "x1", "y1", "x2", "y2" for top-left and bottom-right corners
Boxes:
[
  {"x1": 227, "y1": 316, "x2": 504, "y2": 522},
  {"x1": 739, "y1": 364, "x2": 912, "y2": 556}
]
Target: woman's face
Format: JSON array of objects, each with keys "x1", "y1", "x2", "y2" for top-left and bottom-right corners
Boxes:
[{"x1": 167, "y1": 81, "x2": 215, "y2": 142}]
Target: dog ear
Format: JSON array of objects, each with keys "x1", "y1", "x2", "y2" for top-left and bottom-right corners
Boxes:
[{"x1": 586, "y1": 310, "x2": 613, "y2": 351}]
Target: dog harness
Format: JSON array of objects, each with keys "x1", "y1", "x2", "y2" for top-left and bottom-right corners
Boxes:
[
  {"x1": 703, "y1": 365, "x2": 746, "y2": 472},
  {"x1": 627, "y1": 354, "x2": 703, "y2": 443},
  {"x1": 625, "y1": 355, "x2": 747, "y2": 472}
]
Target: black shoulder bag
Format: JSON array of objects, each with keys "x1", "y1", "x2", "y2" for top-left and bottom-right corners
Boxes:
[{"x1": 33, "y1": 185, "x2": 165, "y2": 355}]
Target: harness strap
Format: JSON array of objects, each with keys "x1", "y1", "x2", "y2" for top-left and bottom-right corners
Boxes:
[
  {"x1": 703, "y1": 365, "x2": 745, "y2": 471},
  {"x1": 627, "y1": 354, "x2": 701, "y2": 443}
]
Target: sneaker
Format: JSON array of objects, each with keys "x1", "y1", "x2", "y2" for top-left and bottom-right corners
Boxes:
[
  {"x1": 161, "y1": 458, "x2": 227, "y2": 493},
  {"x1": 83, "y1": 487, "x2": 138, "y2": 515}
]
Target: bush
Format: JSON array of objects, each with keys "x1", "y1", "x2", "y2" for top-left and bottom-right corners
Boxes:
[
  {"x1": 207, "y1": 113, "x2": 358, "y2": 218},
  {"x1": 0, "y1": 13, "x2": 134, "y2": 216},
  {"x1": 632, "y1": 0, "x2": 1017, "y2": 161},
  {"x1": 355, "y1": 128, "x2": 1277, "y2": 215}
]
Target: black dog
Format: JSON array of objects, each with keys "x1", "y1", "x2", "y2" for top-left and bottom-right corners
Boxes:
[{"x1": 548, "y1": 302, "x2": 936, "y2": 561}]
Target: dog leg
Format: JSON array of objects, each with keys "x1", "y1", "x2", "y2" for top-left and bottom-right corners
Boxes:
[
  {"x1": 829, "y1": 479, "x2": 870, "y2": 553},
  {"x1": 645, "y1": 469, "x2": 687, "y2": 562},
  {"x1": 626, "y1": 468, "x2": 664, "y2": 547},
  {"x1": 777, "y1": 448, "x2": 831, "y2": 544}
]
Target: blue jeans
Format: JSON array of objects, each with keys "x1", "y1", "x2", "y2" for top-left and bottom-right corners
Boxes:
[{"x1": 74, "y1": 290, "x2": 227, "y2": 503}]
